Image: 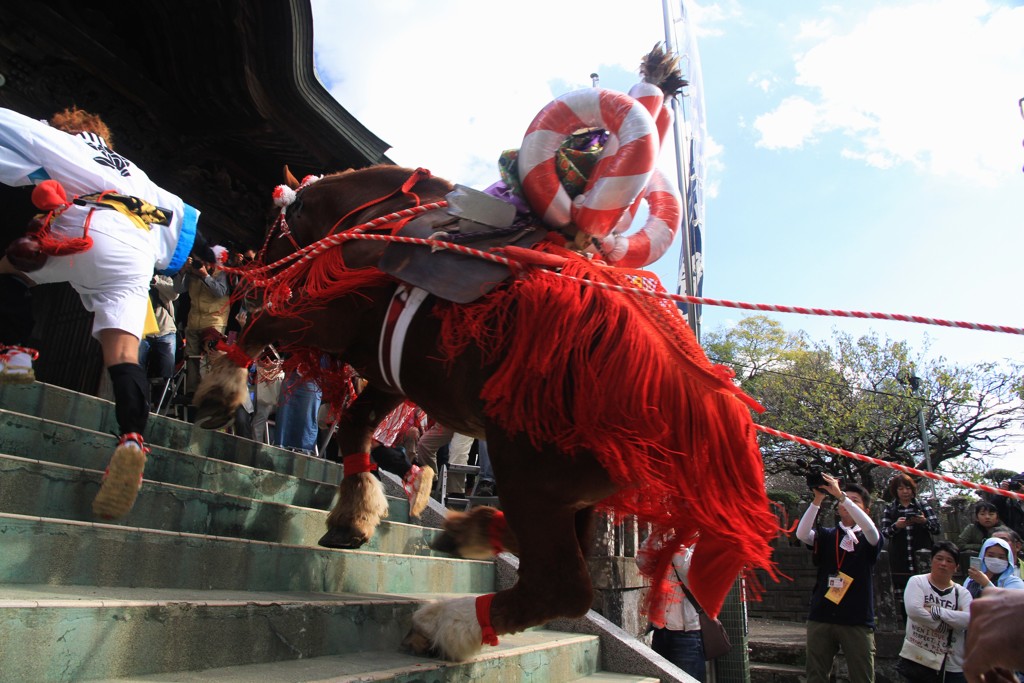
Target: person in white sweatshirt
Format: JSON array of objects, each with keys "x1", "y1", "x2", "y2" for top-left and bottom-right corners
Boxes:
[
  {"x1": 796, "y1": 473, "x2": 883, "y2": 683},
  {"x1": 898, "y1": 540, "x2": 972, "y2": 682}
]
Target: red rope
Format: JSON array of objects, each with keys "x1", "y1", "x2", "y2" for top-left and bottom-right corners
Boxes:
[
  {"x1": 755, "y1": 423, "x2": 1024, "y2": 501},
  {"x1": 229, "y1": 228, "x2": 1022, "y2": 338}
]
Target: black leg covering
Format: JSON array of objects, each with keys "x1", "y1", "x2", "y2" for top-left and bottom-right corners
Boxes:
[
  {"x1": 108, "y1": 362, "x2": 150, "y2": 435},
  {"x1": 0, "y1": 274, "x2": 34, "y2": 346}
]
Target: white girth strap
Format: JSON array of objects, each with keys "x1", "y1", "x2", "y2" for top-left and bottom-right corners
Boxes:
[{"x1": 378, "y1": 284, "x2": 429, "y2": 394}]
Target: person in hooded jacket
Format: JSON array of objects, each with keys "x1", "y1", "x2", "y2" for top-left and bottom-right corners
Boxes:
[{"x1": 963, "y1": 537, "x2": 1024, "y2": 598}]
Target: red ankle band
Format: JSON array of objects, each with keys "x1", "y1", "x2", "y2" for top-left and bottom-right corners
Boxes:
[
  {"x1": 342, "y1": 452, "x2": 377, "y2": 476},
  {"x1": 489, "y1": 510, "x2": 506, "y2": 555},
  {"x1": 475, "y1": 593, "x2": 499, "y2": 646},
  {"x1": 215, "y1": 341, "x2": 253, "y2": 369}
]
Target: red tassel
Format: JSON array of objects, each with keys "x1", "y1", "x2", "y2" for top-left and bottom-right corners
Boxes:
[
  {"x1": 436, "y1": 249, "x2": 779, "y2": 623},
  {"x1": 31, "y1": 180, "x2": 68, "y2": 211}
]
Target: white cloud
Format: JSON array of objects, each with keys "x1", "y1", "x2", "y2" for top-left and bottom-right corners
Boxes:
[
  {"x1": 754, "y1": 96, "x2": 821, "y2": 149},
  {"x1": 753, "y1": 0, "x2": 1024, "y2": 185}
]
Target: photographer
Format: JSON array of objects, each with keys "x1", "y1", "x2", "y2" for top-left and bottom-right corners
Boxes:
[
  {"x1": 882, "y1": 474, "x2": 941, "y2": 598},
  {"x1": 985, "y1": 473, "x2": 1024, "y2": 540},
  {"x1": 796, "y1": 473, "x2": 883, "y2": 683},
  {"x1": 175, "y1": 248, "x2": 230, "y2": 396}
]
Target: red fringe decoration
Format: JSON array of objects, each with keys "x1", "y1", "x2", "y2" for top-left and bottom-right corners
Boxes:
[
  {"x1": 278, "y1": 348, "x2": 358, "y2": 424},
  {"x1": 436, "y1": 246, "x2": 779, "y2": 624}
]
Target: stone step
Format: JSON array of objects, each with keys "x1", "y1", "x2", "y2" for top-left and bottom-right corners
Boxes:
[
  {"x1": 0, "y1": 453, "x2": 440, "y2": 556},
  {"x1": 747, "y1": 618, "x2": 807, "y2": 668},
  {"x1": 749, "y1": 662, "x2": 806, "y2": 683},
  {"x1": 0, "y1": 513, "x2": 493, "y2": 596},
  {"x1": 0, "y1": 410, "x2": 342, "y2": 511},
  {"x1": 0, "y1": 381, "x2": 344, "y2": 484},
  {"x1": 0, "y1": 585, "x2": 609, "y2": 682}
]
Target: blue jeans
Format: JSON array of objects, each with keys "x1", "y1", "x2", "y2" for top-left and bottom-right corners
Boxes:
[
  {"x1": 139, "y1": 332, "x2": 176, "y2": 380},
  {"x1": 274, "y1": 373, "x2": 322, "y2": 454},
  {"x1": 652, "y1": 628, "x2": 705, "y2": 682}
]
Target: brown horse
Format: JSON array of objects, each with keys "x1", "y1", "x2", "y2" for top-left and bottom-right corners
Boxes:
[{"x1": 193, "y1": 164, "x2": 777, "y2": 661}]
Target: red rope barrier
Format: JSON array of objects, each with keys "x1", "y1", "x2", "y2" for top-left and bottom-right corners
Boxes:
[{"x1": 754, "y1": 423, "x2": 1024, "y2": 501}]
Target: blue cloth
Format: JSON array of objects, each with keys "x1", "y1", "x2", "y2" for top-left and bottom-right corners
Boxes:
[
  {"x1": 651, "y1": 628, "x2": 705, "y2": 682},
  {"x1": 139, "y1": 332, "x2": 176, "y2": 380},
  {"x1": 477, "y1": 440, "x2": 494, "y2": 482},
  {"x1": 274, "y1": 372, "x2": 322, "y2": 454}
]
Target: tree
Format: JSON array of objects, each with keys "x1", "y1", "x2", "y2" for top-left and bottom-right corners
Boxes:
[{"x1": 703, "y1": 315, "x2": 1024, "y2": 494}]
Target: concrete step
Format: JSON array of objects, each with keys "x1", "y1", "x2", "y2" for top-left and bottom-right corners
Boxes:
[
  {"x1": 749, "y1": 662, "x2": 806, "y2": 683},
  {"x1": 0, "y1": 513, "x2": 494, "y2": 596},
  {"x1": 0, "y1": 381, "x2": 344, "y2": 484},
  {"x1": 0, "y1": 410, "x2": 343, "y2": 511},
  {"x1": 0, "y1": 453, "x2": 439, "y2": 556},
  {"x1": 747, "y1": 618, "x2": 806, "y2": 668},
  {"x1": 0, "y1": 585, "x2": 612, "y2": 682}
]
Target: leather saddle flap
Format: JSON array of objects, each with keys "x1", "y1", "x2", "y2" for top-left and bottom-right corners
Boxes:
[{"x1": 378, "y1": 209, "x2": 545, "y2": 304}]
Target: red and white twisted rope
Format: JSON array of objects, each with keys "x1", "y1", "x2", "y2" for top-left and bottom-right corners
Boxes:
[
  {"x1": 536, "y1": 271, "x2": 1024, "y2": 337},
  {"x1": 755, "y1": 423, "x2": 1024, "y2": 501},
  {"x1": 228, "y1": 227, "x2": 1024, "y2": 338}
]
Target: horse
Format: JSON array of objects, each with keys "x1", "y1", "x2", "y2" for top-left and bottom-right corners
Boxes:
[{"x1": 192, "y1": 163, "x2": 778, "y2": 661}]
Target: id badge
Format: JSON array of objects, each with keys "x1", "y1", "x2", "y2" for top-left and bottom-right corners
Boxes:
[{"x1": 825, "y1": 571, "x2": 854, "y2": 604}]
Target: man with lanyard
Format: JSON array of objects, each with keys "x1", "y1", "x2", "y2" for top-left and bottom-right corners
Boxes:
[
  {"x1": 796, "y1": 473, "x2": 883, "y2": 682},
  {"x1": 0, "y1": 106, "x2": 204, "y2": 520}
]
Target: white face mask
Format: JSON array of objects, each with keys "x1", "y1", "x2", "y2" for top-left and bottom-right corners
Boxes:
[{"x1": 985, "y1": 558, "x2": 1009, "y2": 574}]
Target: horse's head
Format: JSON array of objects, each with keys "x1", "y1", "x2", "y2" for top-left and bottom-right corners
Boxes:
[{"x1": 193, "y1": 165, "x2": 454, "y2": 430}]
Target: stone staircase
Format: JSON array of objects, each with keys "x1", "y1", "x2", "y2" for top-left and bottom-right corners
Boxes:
[
  {"x1": 0, "y1": 381, "x2": 691, "y2": 682},
  {"x1": 747, "y1": 618, "x2": 806, "y2": 683}
]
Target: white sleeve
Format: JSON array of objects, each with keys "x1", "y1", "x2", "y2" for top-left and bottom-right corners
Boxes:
[
  {"x1": 796, "y1": 503, "x2": 820, "y2": 545},
  {"x1": 842, "y1": 497, "x2": 880, "y2": 545},
  {"x1": 903, "y1": 576, "x2": 941, "y2": 628},
  {"x1": 936, "y1": 586, "x2": 972, "y2": 630}
]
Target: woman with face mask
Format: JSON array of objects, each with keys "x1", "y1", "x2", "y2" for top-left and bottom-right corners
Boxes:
[{"x1": 964, "y1": 537, "x2": 1024, "y2": 599}]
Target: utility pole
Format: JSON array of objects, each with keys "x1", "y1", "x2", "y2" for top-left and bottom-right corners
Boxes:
[{"x1": 908, "y1": 372, "x2": 934, "y2": 499}]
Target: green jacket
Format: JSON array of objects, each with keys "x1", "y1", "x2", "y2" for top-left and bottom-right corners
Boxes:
[{"x1": 957, "y1": 523, "x2": 990, "y2": 554}]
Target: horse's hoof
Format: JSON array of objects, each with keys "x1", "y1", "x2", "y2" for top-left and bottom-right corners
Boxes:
[
  {"x1": 194, "y1": 400, "x2": 234, "y2": 430},
  {"x1": 318, "y1": 526, "x2": 366, "y2": 549},
  {"x1": 401, "y1": 626, "x2": 439, "y2": 658},
  {"x1": 430, "y1": 530, "x2": 459, "y2": 556}
]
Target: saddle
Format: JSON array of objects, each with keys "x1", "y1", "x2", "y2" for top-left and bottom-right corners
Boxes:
[{"x1": 378, "y1": 187, "x2": 546, "y2": 304}]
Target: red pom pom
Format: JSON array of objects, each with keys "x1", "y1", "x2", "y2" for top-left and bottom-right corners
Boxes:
[
  {"x1": 31, "y1": 180, "x2": 68, "y2": 211},
  {"x1": 5, "y1": 235, "x2": 48, "y2": 272}
]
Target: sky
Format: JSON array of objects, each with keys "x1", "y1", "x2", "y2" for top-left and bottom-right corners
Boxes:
[{"x1": 309, "y1": 0, "x2": 1024, "y2": 472}]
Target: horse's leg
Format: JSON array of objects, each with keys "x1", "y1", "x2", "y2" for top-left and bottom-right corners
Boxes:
[
  {"x1": 318, "y1": 384, "x2": 402, "y2": 549},
  {"x1": 429, "y1": 506, "x2": 519, "y2": 559},
  {"x1": 404, "y1": 438, "x2": 614, "y2": 661},
  {"x1": 193, "y1": 350, "x2": 255, "y2": 429}
]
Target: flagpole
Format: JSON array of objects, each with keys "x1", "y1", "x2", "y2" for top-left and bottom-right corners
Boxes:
[{"x1": 661, "y1": 0, "x2": 698, "y2": 337}]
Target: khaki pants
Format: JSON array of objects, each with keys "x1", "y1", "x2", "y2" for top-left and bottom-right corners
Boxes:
[{"x1": 805, "y1": 619, "x2": 875, "y2": 683}]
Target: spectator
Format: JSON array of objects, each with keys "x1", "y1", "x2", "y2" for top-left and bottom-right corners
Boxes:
[
  {"x1": 796, "y1": 473, "x2": 883, "y2": 683},
  {"x1": 0, "y1": 105, "x2": 205, "y2": 520},
  {"x1": 989, "y1": 527, "x2": 1023, "y2": 575},
  {"x1": 249, "y1": 349, "x2": 283, "y2": 444},
  {"x1": 636, "y1": 531, "x2": 706, "y2": 681},
  {"x1": 274, "y1": 367, "x2": 321, "y2": 455},
  {"x1": 473, "y1": 440, "x2": 497, "y2": 498},
  {"x1": 175, "y1": 246, "x2": 230, "y2": 395},
  {"x1": 882, "y1": 474, "x2": 941, "y2": 596},
  {"x1": 964, "y1": 537, "x2": 1024, "y2": 599},
  {"x1": 957, "y1": 501, "x2": 1001, "y2": 555},
  {"x1": 897, "y1": 541, "x2": 972, "y2": 683},
  {"x1": 963, "y1": 587, "x2": 1024, "y2": 683},
  {"x1": 138, "y1": 272, "x2": 180, "y2": 407},
  {"x1": 985, "y1": 474, "x2": 1024, "y2": 541},
  {"x1": 414, "y1": 423, "x2": 473, "y2": 503}
]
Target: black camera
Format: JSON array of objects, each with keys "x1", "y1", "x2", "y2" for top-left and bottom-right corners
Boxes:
[
  {"x1": 1009, "y1": 474, "x2": 1024, "y2": 492},
  {"x1": 795, "y1": 459, "x2": 828, "y2": 491}
]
